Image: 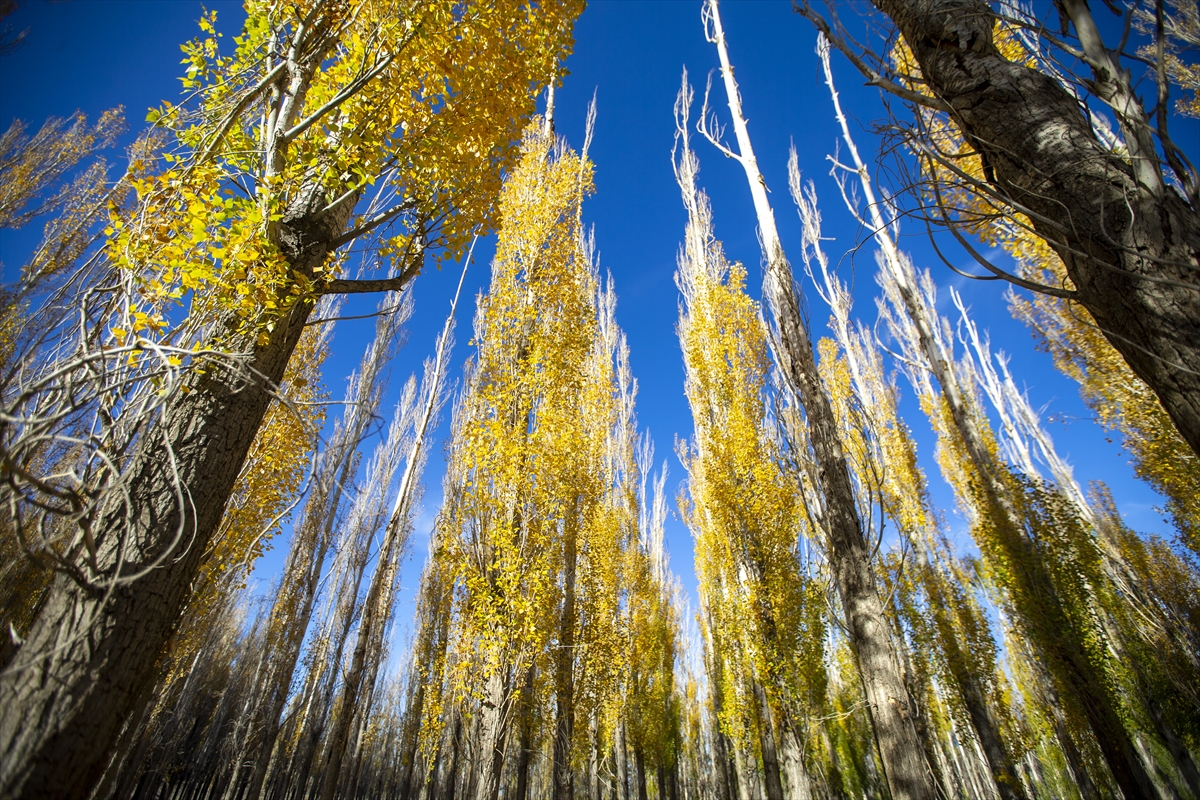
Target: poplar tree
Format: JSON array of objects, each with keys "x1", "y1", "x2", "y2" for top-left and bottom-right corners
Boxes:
[
  {"x1": 693, "y1": 4, "x2": 935, "y2": 797},
  {"x1": 675, "y1": 110, "x2": 825, "y2": 800},
  {"x1": 802, "y1": 48, "x2": 1032, "y2": 800},
  {"x1": 416, "y1": 114, "x2": 618, "y2": 800}
]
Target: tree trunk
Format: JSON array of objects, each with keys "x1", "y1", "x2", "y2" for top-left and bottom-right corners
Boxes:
[
  {"x1": 470, "y1": 667, "x2": 514, "y2": 800},
  {"x1": 869, "y1": 0, "x2": 1200, "y2": 459},
  {"x1": 752, "y1": 681, "x2": 785, "y2": 800},
  {"x1": 634, "y1": 745, "x2": 648, "y2": 800},
  {"x1": 239, "y1": 422, "x2": 364, "y2": 800},
  {"x1": 615, "y1": 721, "x2": 631, "y2": 800},
  {"x1": 779, "y1": 722, "x2": 813, "y2": 800},
  {"x1": 553, "y1": 516, "x2": 579, "y2": 800}
]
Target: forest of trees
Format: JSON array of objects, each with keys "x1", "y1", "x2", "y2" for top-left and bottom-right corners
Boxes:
[{"x1": 0, "y1": 1, "x2": 1196, "y2": 800}]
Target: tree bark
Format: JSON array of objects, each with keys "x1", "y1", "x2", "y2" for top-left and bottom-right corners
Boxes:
[
  {"x1": 869, "y1": 0, "x2": 1200, "y2": 459},
  {"x1": 0, "y1": 202, "x2": 352, "y2": 800},
  {"x1": 615, "y1": 720, "x2": 631, "y2": 800},
  {"x1": 752, "y1": 681, "x2": 785, "y2": 800},
  {"x1": 469, "y1": 667, "x2": 514, "y2": 800}
]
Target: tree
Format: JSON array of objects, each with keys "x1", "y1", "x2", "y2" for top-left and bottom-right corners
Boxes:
[
  {"x1": 675, "y1": 110, "x2": 825, "y2": 800},
  {"x1": 0, "y1": 108, "x2": 123, "y2": 231},
  {"x1": 692, "y1": 4, "x2": 937, "y2": 797},
  {"x1": 0, "y1": 2, "x2": 581, "y2": 798},
  {"x1": 796, "y1": 0, "x2": 1200, "y2": 459},
  {"x1": 788, "y1": 129, "x2": 1027, "y2": 797},
  {"x1": 414, "y1": 115, "x2": 616, "y2": 800}
]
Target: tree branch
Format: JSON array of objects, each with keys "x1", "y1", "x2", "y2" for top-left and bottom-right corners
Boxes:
[
  {"x1": 198, "y1": 61, "x2": 288, "y2": 163},
  {"x1": 793, "y1": 1, "x2": 952, "y2": 112}
]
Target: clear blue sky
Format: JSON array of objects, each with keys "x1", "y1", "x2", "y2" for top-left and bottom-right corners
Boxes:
[{"x1": 0, "y1": 0, "x2": 1181, "y2": 657}]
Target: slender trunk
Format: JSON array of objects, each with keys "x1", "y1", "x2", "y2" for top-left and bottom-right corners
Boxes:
[
  {"x1": 513, "y1": 665, "x2": 537, "y2": 800},
  {"x1": 708, "y1": 682, "x2": 734, "y2": 800},
  {"x1": 635, "y1": 746, "x2": 648, "y2": 800},
  {"x1": 317, "y1": 508, "x2": 406, "y2": 800},
  {"x1": 320, "y1": 262, "x2": 458, "y2": 800},
  {"x1": 731, "y1": 740, "x2": 756, "y2": 800},
  {"x1": 1045, "y1": 688, "x2": 1102, "y2": 800},
  {"x1": 923, "y1": 550, "x2": 1027, "y2": 800},
  {"x1": 553, "y1": 516, "x2": 579, "y2": 800},
  {"x1": 439, "y1": 714, "x2": 464, "y2": 800},
  {"x1": 1149, "y1": 698, "x2": 1200, "y2": 798},
  {"x1": 819, "y1": 30, "x2": 1158, "y2": 796},
  {"x1": 616, "y1": 721, "x2": 631, "y2": 800},
  {"x1": 752, "y1": 681, "x2": 785, "y2": 800},
  {"x1": 702, "y1": 4, "x2": 934, "y2": 798}
]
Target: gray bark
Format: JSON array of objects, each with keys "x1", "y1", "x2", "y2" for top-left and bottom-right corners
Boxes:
[
  {"x1": 752, "y1": 681, "x2": 785, "y2": 800},
  {"x1": 616, "y1": 720, "x2": 631, "y2": 800},
  {"x1": 469, "y1": 667, "x2": 514, "y2": 800},
  {"x1": 0, "y1": 188, "x2": 352, "y2": 800},
  {"x1": 869, "y1": 0, "x2": 1200, "y2": 460},
  {"x1": 552, "y1": 517, "x2": 579, "y2": 800}
]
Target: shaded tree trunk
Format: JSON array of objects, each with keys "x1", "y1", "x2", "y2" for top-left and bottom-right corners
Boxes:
[
  {"x1": 553, "y1": 516, "x2": 579, "y2": 800},
  {"x1": 752, "y1": 681, "x2": 785, "y2": 800},
  {"x1": 868, "y1": 0, "x2": 1200, "y2": 459}
]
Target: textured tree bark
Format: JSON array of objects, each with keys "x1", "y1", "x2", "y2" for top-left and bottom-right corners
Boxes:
[
  {"x1": 513, "y1": 668, "x2": 537, "y2": 800},
  {"x1": 0, "y1": 182, "x2": 362, "y2": 800},
  {"x1": 751, "y1": 681, "x2": 785, "y2": 800},
  {"x1": 615, "y1": 720, "x2": 631, "y2": 800},
  {"x1": 870, "y1": 0, "x2": 1200, "y2": 459},
  {"x1": 469, "y1": 667, "x2": 514, "y2": 800},
  {"x1": 634, "y1": 745, "x2": 648, "y2": 800},
  {"x1": 779, "y1": 723, "x2": 813, "y2": 800}
]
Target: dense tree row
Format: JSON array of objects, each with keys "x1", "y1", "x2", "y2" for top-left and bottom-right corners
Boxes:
[{"x1": 0, "y1": 1, "x2": 1196, "y2": 800}]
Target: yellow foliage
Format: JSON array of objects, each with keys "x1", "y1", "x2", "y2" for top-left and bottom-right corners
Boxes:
[
  {"x1": 108, "y1": 0, "x2": 582, "y2": 342},
  {"x1": 425, "y1": 120, "x2": 629, "y2": 764},
  {"x1": 679, "y1": 255, "x2": 825, "y2": 749},
  {"x1": 0, "y1": 108, "x2": 124, "y2": 230}
]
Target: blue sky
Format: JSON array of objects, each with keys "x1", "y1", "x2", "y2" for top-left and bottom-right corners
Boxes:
[{"x1": 0, "y1": 0, "x2": 1183, "y2": 660}]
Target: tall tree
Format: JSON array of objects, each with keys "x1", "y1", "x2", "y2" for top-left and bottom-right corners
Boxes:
[
  {"x1": 694, "y1": 3, "x2": 936, "y2": 797},
  {"x1": 674, "y1": 105, "x2": 825, "y2": 800},
  {"x1": 0, "y1": 3, "x2": 581, "y2": 798},
  {"x1": 417, "y1": 115, "x2": 613, "y2": 800},
  {"x1": 803, "y1": 45, "x2": 1030, "y2": 800}
]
